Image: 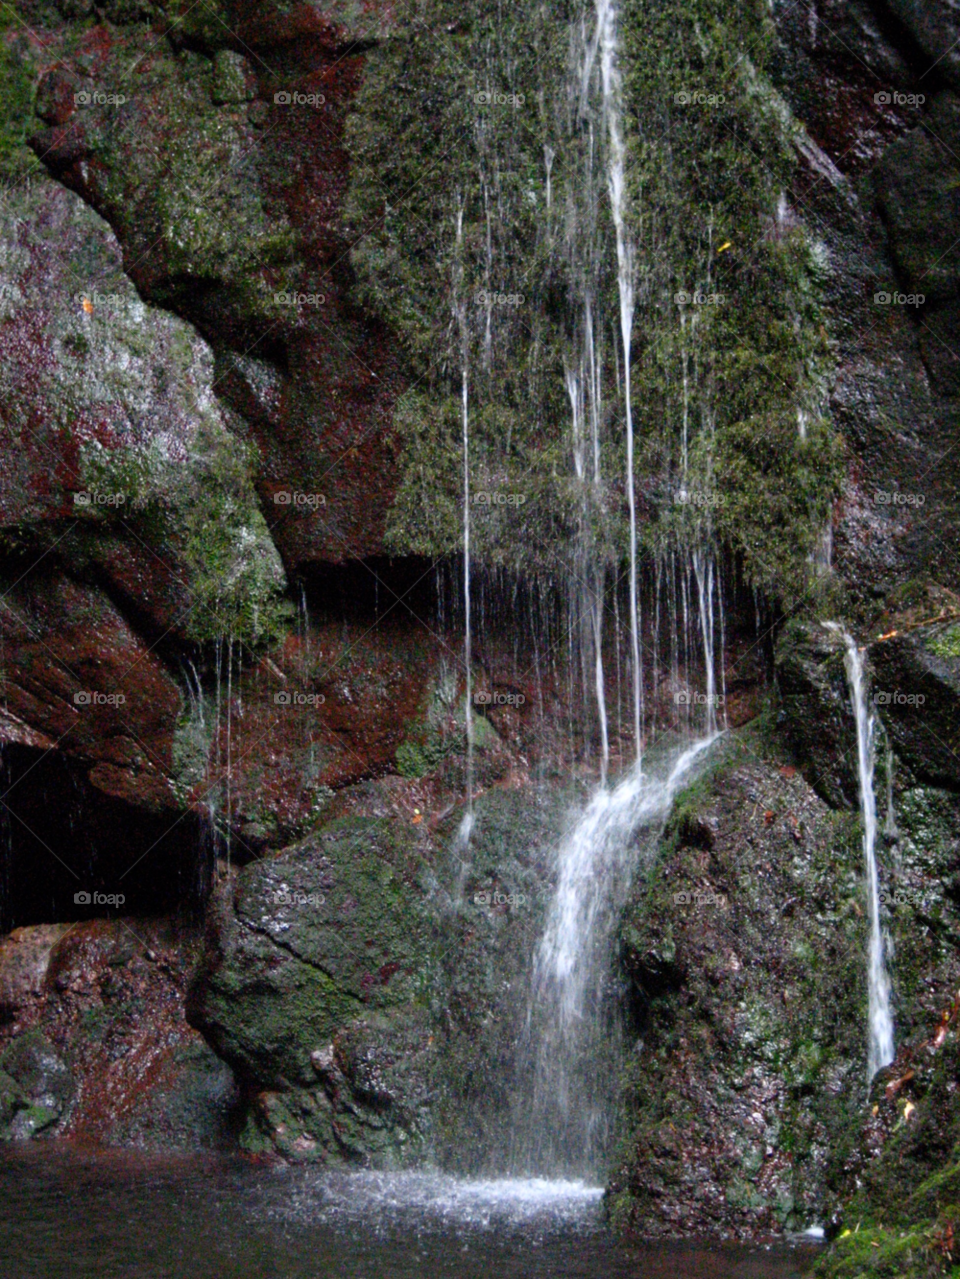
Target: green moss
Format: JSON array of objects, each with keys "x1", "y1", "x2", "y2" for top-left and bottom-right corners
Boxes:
[
  {"x1": 345, "y1": 0, "x2": 840, "y2": 606},
  {"x1": 80, "y1": 420, "x2": 289, "y2": 645},
  {"x1": 0, "y1": 30, "x2": 42, "y2": 179},
  {"x1": 927, "y1": 624, "x2": 960, "y2": 661},
  {"x1": 815, "y1": 1223, "x2": 949, "y2": 1279}
]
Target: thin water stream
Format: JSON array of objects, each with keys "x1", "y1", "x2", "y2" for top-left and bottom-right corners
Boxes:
[{"x1": 826, "y1": 624, "x2": 894, "y2": 1079}]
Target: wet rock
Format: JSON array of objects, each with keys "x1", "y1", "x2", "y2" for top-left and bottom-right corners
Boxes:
[
  {"x1": 612, "y1": 740, "x2": 863, "y2": 1237},
  {"x1": 613, "y1": 721, "x2": 960, "y2": 1242},
  {"x1": 0, "y1": 1030, "x2": 74, "y2": 1139},
  {"x1": 883, "y1": 1, "x2": 960, "y2": 92},
  {"x1": 0, "y1": 917, "x2": 238, "y2": 1150},
  {"x1": 774, "y1": 619, "x2": 859, "y2": 808},
  {"x1": 0, "y1": 925, "x2": 71, "y2": 1021},
  {"x1": 873, "y1": 94, "x2": 960, "y2": 306},
  {"x1": 24, "y1": 7, "x2": 406, "y2": 569},
  {"x1": 188, "y1": 776, "x2": 563, "y2": 1167},
  {"x1": 187, "y1": 814, "x2": 436, "y2": 1163},
  {"x1": 0, "y1": 1068, "x2": 27, "y2": 1129},
  {"x1": 869, "y1": 623, "x2": 960, "y2": 787}
]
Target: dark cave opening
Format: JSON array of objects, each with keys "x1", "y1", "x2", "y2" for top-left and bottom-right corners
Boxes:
[{"x1": 0, "y1": 744, "x2": 210, "y2": 934}]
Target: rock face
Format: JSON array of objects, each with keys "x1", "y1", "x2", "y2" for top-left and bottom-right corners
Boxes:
[
  {"x1": 187, "y1": 817, "x2": 435, "y2": 1162},
  {"x1": 0, "y1": 0, "x2": 958, "y2": 1265},
  {"x1": 610, "y1": 726, "x2": 960, "y2": 1240},
  {"x1": 775, "y1": 620, "x2": 861, "y2": 809},
  {"x1": 25, "y1": 1, "x2": 404, "y2": 569},
  {"x1": 185, "y1": 778, "x2": 565, "y2": 1168},
  {"x1": 0, "y1": 917, "x2": 237, "y2": 1148}
]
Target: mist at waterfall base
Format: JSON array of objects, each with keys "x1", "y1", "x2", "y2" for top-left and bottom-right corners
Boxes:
[{"x1": 0, "y1": 1147, "x2": 820, "y2": 1279}]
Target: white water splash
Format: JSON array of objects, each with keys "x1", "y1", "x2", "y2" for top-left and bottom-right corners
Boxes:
[
  {"x1": 537, "y1": 735, "x2": 717, "y2": 1024},
  {"x1": 826, "y1": 624, "x2": 894, "y2": 1079},
  {"x1": 518, "y1": 734, "x2": 718, "y2": 1173}
]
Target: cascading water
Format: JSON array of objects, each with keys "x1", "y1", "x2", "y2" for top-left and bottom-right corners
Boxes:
[
  {"x1": 596, "y1": 0, "x2": 642, "y2": 763},
  {"x1": 455, "y1": 201, "x2": 475, "y2": 876},
  {"x1": 826, "y1": 624, "x2": 894, "y2": 1080},
  {"x1": 502, "y1": 0, "x2": 731, "y2": 1179},
  {"x1": 514, "y1": 734, "x2": 717, "y2": 1175}
]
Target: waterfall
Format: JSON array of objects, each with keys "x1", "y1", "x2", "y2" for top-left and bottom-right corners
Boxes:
[
  {"x1": 456, "y1": 203, "x2": 474, "y2": 869},
  {"x1": 595, "y1": 0, "x2": 641, "y2": 763},
  {"x1": 516, "y1": 733, "x2": 717, "y2": 1176},
  {"x1": 827, "y1": 624, "x2": 894, "y2": 1080}
]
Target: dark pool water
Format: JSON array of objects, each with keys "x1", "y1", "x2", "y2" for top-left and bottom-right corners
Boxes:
[{"x1": 0, "y1": 1148, "x2": 820, "y2": 1279}]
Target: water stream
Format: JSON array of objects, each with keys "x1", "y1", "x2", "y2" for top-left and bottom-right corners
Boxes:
[
  {"x1": 516, "y1": 733, "x2": 718, "y2": 1176},
  {"x1": 595, "y1": 0, "x2": 642, "y2": 763},
  {"x1": 826, "y1": 625, "x2": 894, "y2": 1080}
]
